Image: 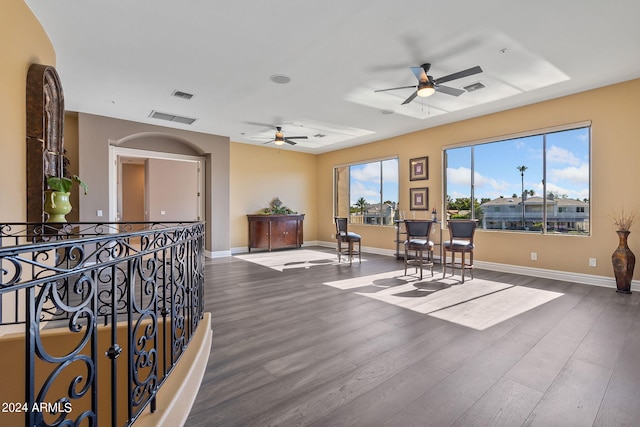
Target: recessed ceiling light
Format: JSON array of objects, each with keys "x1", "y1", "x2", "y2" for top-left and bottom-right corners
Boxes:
[
  {"x1": 270, "y1": 74, "x2": 291, "y2": 84},
  {"x1": 380, "y1": 109, "x2": 394, "y2": 115},
  {"x1": 499, "y1": 48, "x2": 508, "y2": 54}
]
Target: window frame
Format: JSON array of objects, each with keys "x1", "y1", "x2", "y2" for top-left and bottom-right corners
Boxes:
[
  {"x1": 333, "y1": 156, "x2": 399, "y2": 227},
  {"x1": 443, "y1": 121, "x2": 591, "y2": 235}
]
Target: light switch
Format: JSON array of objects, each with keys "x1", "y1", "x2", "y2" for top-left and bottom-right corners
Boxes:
[{"x1": 97, "y1": 210, "x2": 103, "y2": 217}]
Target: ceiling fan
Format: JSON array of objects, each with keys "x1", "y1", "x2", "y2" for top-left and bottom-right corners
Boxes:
[
  {"x1": 263, "y1": 126, "x2": 308, "y2": 146},
  {"x1": 375, "y1": 63, "x2": 482, "y2": 105}
]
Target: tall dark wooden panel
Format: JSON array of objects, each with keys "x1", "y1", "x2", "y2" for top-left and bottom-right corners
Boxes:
[{"x1": 26, "y1": 64, "x2": 65, "y2": 223}]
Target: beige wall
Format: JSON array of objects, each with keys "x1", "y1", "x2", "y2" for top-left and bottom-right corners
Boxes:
[
  {"x1": 229, "y1": 143, "x2": 318, "y2": 249},
  {"x1": 317, "y1": 78, "x2": 640, "y2": 278},
  {"x1": 0, "y1": 0, "x2": 55, "y2": 221}
]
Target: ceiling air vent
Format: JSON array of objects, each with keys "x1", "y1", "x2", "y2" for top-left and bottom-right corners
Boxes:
[
  {"x1": 464, "y1": 82, "x2": 486, "y2": 92},
  {"x1": 172, "y1": 90, "x2": 194, "y2": 100},
  {"x1": 149, "y1": 110, "x2": 197, "y2": 125}
]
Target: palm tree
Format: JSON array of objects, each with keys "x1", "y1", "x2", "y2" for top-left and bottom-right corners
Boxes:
[
  {"x1": 517, "y1": 165, "x2": 528, "y2": 229},
  {"x1": 355, "y1": 197, "x2": 368, "y2": 216}
]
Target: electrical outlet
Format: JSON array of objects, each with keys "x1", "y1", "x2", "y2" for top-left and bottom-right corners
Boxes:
[
  {"x1": 589, "y1": 258, "x2": 597, "y2": 267},
  {"x1": 96, "y1": 210, "x2": 103, "y2": 217},
  {"x1": 531, "y1": 252, "x2": 537, "y2": 261}
]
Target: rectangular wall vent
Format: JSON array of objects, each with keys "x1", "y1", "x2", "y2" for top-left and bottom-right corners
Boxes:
[
  {"x1": 149, "y1": 110, "x2": 197, "y2": 125},
  {"x1": 172, "y1": 90, "x2": 194, "y2": 100},
  {"x1": 464, "y1": 82, "x2": 486, "y2": 92}
]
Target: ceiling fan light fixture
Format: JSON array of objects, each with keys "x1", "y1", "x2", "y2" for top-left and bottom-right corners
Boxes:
[
  {"x1": 417, "y1": 81, "x2": 435, "y2": 97},
  {"x1": 274, "y1": 131, "x2": 285, "y2": 145}
]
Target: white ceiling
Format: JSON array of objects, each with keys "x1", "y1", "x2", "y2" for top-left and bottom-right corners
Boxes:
[{"x1": 25, "y1": 0, "x2": 640, "y2": 154}]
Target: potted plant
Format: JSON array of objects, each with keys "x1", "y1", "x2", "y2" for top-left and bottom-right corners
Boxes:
[
  {"x1": 44, "y1": 175, "x2": 88, "y2": 223},
  {"x1": 260, "y1": 197, "x2": 297, "y2": 215},
  {"x1": 612, "y1": 209, "x2": 636, "y2": 293}
]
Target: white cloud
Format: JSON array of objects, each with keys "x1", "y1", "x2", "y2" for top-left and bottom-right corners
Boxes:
[
  {"x1": 447, "y1": 166, "x2": 471, "y2": 186},
  {"x1": 382, "y1": 159, "x2": 399, "y2": 183},
  {"x1": 546, "y1": 145, "x2": 582, "y2": 166},
  {"x1": 351, "y1": 162, "x2": 381, "y2": 183},
  {"x1": 350, "y1": 181, "x2": 380, "y2": 204},
  {"x1": 474, "y1": 171, "x2": 510, "y2": 193},
  {"x1": 546, "y1": 182, "x2": 589, "y2": 200},
  {"x1": 548, "y1": 163, "x2": 589, "y2": 185}
]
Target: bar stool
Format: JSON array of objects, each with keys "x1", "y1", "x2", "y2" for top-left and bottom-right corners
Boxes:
[
  {"x1": 443, "y1": 220, "x2": 477, "y2": 283},
  {"x1": 404, "y1": 220, "x2": 434, "y2": 279},
  {"x1": 335, "y1": 217, "x2": 361, "y2": 265}
]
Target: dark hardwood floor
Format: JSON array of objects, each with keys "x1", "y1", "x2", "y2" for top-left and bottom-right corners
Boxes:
[{"x1": 185, "y1": 247, "x2": 640, "y2": 427}]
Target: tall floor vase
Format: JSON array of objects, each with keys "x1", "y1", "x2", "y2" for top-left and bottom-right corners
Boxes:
[{"x1": 612, "y1": 230, "x2": 635, "y2": 294}]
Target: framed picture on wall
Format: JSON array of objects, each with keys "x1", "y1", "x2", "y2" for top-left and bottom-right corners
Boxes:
[
  {"x1": 410, "y1": 187, "x2": 429, "y2": 210},
  {"x1": 409, "y1": 156, "x2": 428, "y2": 181}
]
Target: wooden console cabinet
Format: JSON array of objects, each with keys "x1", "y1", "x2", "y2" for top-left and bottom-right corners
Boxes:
[{"x1": 247, "y1": 214, "x2": 305, "y2": 252}]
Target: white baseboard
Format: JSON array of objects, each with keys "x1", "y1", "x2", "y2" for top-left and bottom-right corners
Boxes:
[
  {"x1": 205, "y1": 249, "x2": 231, "y2": 258},
  {"x1": 473, "y1": 260, "x2": 638, "y2": 291}
]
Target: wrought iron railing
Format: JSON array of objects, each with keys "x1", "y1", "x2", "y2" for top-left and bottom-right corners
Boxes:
[{"x1": 0, "y1": 222, "x2": 205, "y2": 427}]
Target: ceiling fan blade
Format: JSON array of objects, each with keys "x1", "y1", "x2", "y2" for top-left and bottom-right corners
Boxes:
[
  {"x1": 410, "y1": 66, "x2": 428, "y2": 82},
  {"x1": 374, "y1": 85, "x2": 417, "y2": 93},
  {"x1": 435, "y1": 85, "x2": 465, "y2": 96},
  {"x1": 401, "y1": 91, "x2": 418, "y2": 105},
  {"x1": 285, "y1": 136, "x2": 308, "y2": 140},
  {"x1": 262, "y1": 140, "x2": 275, "y2": 145},
  {"x1": 245, "y1": 121, "x2": 276, "y2": 129},
  {"x1": 435, "y1": 66, "x2": 482, "y2": 84},
  {"x1": 284, "y1": 139, "x2": 297, "y2": 145}
]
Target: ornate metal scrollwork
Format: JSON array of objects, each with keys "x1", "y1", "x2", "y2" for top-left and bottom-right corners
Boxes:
[{"x1": 0, "y1": 221, "x2": 205, "y2": 426}]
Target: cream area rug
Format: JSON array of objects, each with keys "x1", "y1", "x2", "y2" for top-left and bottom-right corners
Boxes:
[
  {"x1": 235, "y1": 249, "x2": 356, "y2": 272},
  {"x1": 323, "y1": 270, "x2": 563, "y2": 330}
]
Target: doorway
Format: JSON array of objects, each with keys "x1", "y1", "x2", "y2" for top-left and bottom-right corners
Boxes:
[{"x1": 110, "y1": 146, "x2": 204, "y2": 224}]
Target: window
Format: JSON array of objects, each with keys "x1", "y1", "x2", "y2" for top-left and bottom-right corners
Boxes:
[
  {"x1": 444, "y1": 124, "x2": 590, "y2": 234},
  {"x1": 334, "y1": 158, "x2": 399, "y2": 226}
]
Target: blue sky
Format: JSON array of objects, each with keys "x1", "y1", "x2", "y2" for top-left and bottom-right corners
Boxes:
[
  {"x1": 350, "y1": 158, "x2": 399, "y2": 206},
  {"x1": 446, "y1": 127, "x2": 590, "y2": 202}
]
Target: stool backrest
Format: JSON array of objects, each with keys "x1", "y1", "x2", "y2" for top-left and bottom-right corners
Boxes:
[
  {"x1": 447, "y1": 220, "x2": 477, "y2": 242},
  {"x1": 335, "y1": 217, "x2": 348, "y2": 236},
  {"x1": 404, "y1": 220, "x2": 433, "y2": 239}
]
